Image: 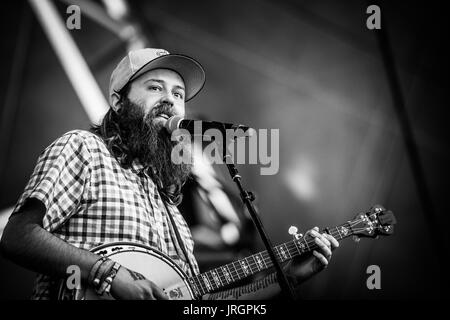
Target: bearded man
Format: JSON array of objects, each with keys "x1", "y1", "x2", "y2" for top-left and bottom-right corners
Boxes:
[{"x1": 0, "y1": 48, "x2": 338, "y2": 300}]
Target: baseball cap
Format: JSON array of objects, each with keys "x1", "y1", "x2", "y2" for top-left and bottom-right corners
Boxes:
[{"x1": 109, "y1": 48, "x2": 205, "y2": 110}]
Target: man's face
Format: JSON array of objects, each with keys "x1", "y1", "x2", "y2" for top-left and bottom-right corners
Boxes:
[{"x1": 126, "y1": 68, "x2": 186, "y2": 124}]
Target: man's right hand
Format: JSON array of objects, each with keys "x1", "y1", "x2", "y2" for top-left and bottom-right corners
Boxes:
[{"x1": 110, "y1": 266, "x2": 169, "y2": 300}]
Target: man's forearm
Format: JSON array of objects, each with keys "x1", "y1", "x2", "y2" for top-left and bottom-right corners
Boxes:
[
  {"x1": 203, "y1": 272, "x2": 281, "y2": 300},
  {"x1": 0, "y1": 200, "x2": 99, "y2": 284}
]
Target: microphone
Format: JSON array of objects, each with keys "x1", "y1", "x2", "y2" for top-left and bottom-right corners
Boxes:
[{"x1": 164, "y1": 115, "x2": 251, "y2": 136}]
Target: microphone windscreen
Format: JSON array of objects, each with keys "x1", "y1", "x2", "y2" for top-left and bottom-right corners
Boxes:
[{"x1": 165, "y1": 115, "x2": 184, "y2": 133}]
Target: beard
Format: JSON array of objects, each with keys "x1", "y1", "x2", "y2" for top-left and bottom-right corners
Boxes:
[{"x1": 117, "y1": 97, "x2": 192, "y2": 203}]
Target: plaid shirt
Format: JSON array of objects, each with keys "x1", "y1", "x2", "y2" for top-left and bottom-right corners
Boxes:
[{"x1": 12, "y1": 130, "x2": 199, "y2": 299}]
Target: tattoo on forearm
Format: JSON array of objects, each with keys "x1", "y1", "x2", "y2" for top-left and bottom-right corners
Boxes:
[
  {"x1": 128, "y1": 270, "x2": 146, "y2": 281},
  {"x1": 207, "y1": 272, "x2": 278, "y2": 300}
]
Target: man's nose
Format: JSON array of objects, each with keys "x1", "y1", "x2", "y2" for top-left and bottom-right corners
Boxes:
[
  {"x1": 161, "y1": 94, "x2": 175, "y2": 107},
  {"x1": 161, "y1": 92, "x2": 175, "y2": 106},
  {"x1": 160, "y1": 96, "x2": 184, "y2": 116}
]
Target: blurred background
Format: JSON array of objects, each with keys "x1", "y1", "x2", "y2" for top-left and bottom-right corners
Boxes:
[{"x1": 0, "y1": 0, "x2": 448, "y2": 299}]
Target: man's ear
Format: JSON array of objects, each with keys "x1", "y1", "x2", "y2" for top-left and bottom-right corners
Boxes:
[{"x1": 111, "y1": 92, "x2": 121, "y2": 111}]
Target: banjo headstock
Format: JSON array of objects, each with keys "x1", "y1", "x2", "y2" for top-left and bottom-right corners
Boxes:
[{"x1": 350, "y1": 205, "x2": 396, "y2": 239}]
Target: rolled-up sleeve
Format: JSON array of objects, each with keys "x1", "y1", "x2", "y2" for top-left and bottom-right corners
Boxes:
[{"x1": 11, "y1": 132, "x2": 91, "y2": 232}]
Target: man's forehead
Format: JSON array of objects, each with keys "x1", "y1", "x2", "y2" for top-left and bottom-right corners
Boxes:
[{"x1": 135, "y1": 69, "x2": 185, "y2": 88}]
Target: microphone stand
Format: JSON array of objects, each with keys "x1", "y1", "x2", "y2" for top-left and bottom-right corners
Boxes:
[{"x1": 217, "y1": 127, "x2": 296, "y2": 301}]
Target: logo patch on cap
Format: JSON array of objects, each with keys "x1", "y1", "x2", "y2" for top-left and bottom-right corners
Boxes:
[{"x1": 156, "y1": 50, "x2": 169, "y2": 56}]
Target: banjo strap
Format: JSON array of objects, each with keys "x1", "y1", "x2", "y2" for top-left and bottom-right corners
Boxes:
[{"x1": 162, "y1": 200, "x2": 198, "y2": 278}]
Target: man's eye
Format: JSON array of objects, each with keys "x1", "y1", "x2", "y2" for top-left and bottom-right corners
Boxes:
[
  {"x1": 174, "y1": 92, "x2": 184, "y2": 99},
  {"x1": 148, "y1": 86, "x2": 161, "y2": 91}
]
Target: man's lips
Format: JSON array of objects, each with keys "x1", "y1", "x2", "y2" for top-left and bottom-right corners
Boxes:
[
  {"x1": 157, "y1": 114, "x2": 171, "y2": 120},
  {"x1": 153, "y1": 113, "x2": 173, "y2": 124}
]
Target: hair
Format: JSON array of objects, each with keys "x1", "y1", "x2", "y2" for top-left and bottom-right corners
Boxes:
[{"x1": 91, "y1": 84, "x2": 134, "y2": 168}]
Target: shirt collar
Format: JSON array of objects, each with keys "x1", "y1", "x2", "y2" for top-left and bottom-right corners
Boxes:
[{"x1": 131, "y1": 159, "x2": 161, "y2": 180}]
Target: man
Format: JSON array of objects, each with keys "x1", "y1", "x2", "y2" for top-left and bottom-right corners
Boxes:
[{"x1": 0, "y1": 48, "x2": 338, "y2": 300}]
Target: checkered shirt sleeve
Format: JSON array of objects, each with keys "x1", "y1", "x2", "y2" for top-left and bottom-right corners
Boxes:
[{"x1": 12, "y1": 131, "x2": 91, "y2": 231}]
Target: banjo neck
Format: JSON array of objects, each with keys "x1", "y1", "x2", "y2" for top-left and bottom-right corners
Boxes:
[
  {"x1": 188, "y1": 206, "x2": 396, "y2": 298},
  {"x1": 188, "y1": 221, "x2": 355, "y2": 298}
]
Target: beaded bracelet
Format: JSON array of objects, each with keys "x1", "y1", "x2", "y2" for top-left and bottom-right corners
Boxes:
[
  {"x1": 104, "y1": 262, "x2": 121, "y2": 295},
  {"x1": 95, "y1": 262, "x2": 121, "y2": 296}
]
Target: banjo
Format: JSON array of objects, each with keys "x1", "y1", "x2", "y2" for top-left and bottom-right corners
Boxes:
[{"x1": 58, "y1": 205, "x2": 396, "y2": 300}]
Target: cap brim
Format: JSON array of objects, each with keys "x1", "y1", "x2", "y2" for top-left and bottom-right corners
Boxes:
[{"x1": 129, "y1": 54, "x2": 205, "y2": 101}]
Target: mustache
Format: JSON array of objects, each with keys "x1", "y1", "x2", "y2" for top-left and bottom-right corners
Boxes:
[{"x1": 147, "y1": 103, "x2": 176, "y2": 120}]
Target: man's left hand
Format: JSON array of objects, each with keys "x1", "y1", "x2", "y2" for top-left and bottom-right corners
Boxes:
[{"x1": 285, "y1": 227, "x2": 339, "y2": 286}]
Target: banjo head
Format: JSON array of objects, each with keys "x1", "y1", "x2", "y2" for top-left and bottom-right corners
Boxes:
[{"x1": 58, "y1": 242, "x2": 195, "y2": 300}]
